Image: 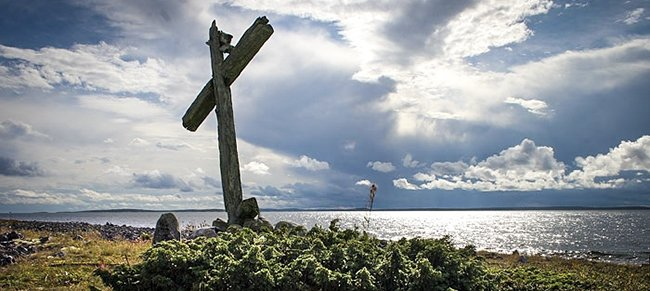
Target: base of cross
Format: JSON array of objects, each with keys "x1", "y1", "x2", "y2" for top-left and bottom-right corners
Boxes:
[{"x1": 212, "y1": 197, "x2": 273, "y2": 231}]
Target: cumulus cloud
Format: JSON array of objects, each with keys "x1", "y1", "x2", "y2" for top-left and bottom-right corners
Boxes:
[
  {"x1": 0, "y1": 156, "x2": 44, "y2": 177},
  {"x1": 242, "y1": 161, "x2": 270, "y2": 175},
  {"x1": 132, "y1": 170, "x2": 192, "y2": 192},
  {"x1": 0, "y1": 120, "x2": 49, "y2": 140},
  {"x1": 393, "y1": 178, "x2": 420, "y2": 190},
  {"x1": 395, "y1": 136, "x2": 650, "y2": 191},
  {"x1": 367, "y1": 161, "x2": 396, "y2": 173},
  {"x1": 290, "y1": 155, "x2": 330, "y2": 171},
  {"x1": 568, "y1": 135, "x2": 650, "y2": 187}
]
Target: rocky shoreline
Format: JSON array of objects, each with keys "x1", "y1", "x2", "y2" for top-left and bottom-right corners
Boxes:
[
  {"x1": 0, "y1": 219, "x2": 154, "y2": 240},
  {"x1": 0, "y1": 219, "x2": 154, "y2": 266}
]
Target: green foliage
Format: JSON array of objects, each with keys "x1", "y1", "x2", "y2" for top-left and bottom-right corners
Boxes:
[
  {"x1": 96, "y1": 221, "x2": 493, "y2": 291},
  {"x1": 490, "y1": 266, "x2": 597, "y2": 291}
]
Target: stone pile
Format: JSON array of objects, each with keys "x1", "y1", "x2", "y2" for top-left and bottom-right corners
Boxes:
[
  {"x1": 0, "y1": 230, "x2": 37, "y2": 266},
  {"x1": 0, "y1": 220, "x2": 153, "y2": 241}
]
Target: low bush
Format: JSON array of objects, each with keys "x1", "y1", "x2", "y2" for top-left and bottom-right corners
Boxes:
[{"x1": 96, "y1": 221, "x2": 493, "y2": 291}]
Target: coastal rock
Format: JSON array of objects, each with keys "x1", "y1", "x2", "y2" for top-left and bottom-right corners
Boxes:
[
  {"x1": 242, "y1": 218, "x2": 273, "y2": 233},
  {"x1": 7, "y1": 231, "x2": 23, "y2": 241},
  {"x1": 518, "y1": 255, "x2": 528, "y2": 264},
  {"x1": 189, "y1": 227, "x2": 218, "y2": 239},
  {"x1": 212, "y1": 218, "x2": 229, "y2": 232},
  {"x1": 236, "y1": 197, "x2": 259, "y2": 220},
  {"x1": 153, "y1": 213, "x2": 180, "y2": 245},
  {"x1": 274, "y1": 220, "x2": 297, "y2": 231},
  {"x1": 0, "y1": 254, "x2": 15, "y2": 266}
]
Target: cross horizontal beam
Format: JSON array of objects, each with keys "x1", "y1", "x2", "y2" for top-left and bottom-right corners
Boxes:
[{"x1": 182, "y1": 17, "x2": 273, "y2": 131}]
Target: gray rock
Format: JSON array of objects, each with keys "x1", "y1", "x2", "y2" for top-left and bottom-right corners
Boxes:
[
  {"x1": 518, "y1": 255, "x2": 528, "y2": 264},
  {"x1": 242, "y1": 218, "x2": 272, "y2": 233},
  {"x1": 212, "y1": 218, "x2": 229, "y2": 232},
  {"x1": 6, "y1": 231, "x2": 23, "y2": 241},
  {"x1": 153, "y1": 213, "x2": 180, "y2": 245},
  {"x1": 236, "y1": 197, "x2": 259, "y2": 220},
  {"x1": 274, "y1": 220, "x2": 297, "y2": 231},
  {"x1": 39, "y1": 236, "x2": 49, "y2": 244},
  {"x1": 0, "y1": 254, "x2": 15, "y2": 266},
  {"x1": 189, "y1": 227, "x2": 218, "y2": 239}
]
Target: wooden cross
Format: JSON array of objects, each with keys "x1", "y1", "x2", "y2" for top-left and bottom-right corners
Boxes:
[{"x1": 182, "y1": 17, "x2": 273, "y2": 225}]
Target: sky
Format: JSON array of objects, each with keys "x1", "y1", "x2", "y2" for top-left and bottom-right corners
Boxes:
[{"x1": 0, "y1": 0, "x2": 649, "y2": 212}]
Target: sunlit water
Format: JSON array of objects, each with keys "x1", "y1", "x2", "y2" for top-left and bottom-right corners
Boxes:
[{"x1": 1, "y1": 210, "x2": 648, "y2": 265}]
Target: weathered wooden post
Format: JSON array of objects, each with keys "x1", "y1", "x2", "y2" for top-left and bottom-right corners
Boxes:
[{"x1": 182, "y1": 17, "x2": 273, "y2": 224}]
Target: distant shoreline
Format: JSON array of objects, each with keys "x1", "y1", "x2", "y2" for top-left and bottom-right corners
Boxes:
[{"x1": 3, "y1": 205, "x2": 649, "y2": 215}]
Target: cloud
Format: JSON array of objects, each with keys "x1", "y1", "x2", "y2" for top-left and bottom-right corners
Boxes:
[
  {"x1": 132, "y1": 170, "x2": 192, "y2": 192},
  {"x1": 367, "y1": 161, "x2": 396, "y2": 173},
  {"x1": 402, "y1": 153, "x2": 424, "y2": 168},
  {"x1": 290, "y1": 155, "x2": 330, "y2": 171},
  {"x1": 504, "y1": 97, "x2": 549, "y2": 116},
  {"x1": 242, "y1": 161, "x2": 270, "y2": 175},
  {"x1": 77, "y1": 95, "x2": 169, "y2": 120},
  {"x1": 0, "y1": 156, "x2": 44, "y2": 177},
  {"x1": 0, "y1": 188, "x2": 219, "y2": 209},
  {"x1": 395, "y1": 136, "x2": 650, "y2": 191},
  {"x1": 623, "y1": 8, "x2": 645, "y2": 25},
  {"x1": 343, "y1": 141, "x2": 356, "y2": 151},
  {"x1": 0, "y1": 189, "x2": 77, "y2": 205},
  {"x1": 0, "y1": 43, "x2": 173, "y2": 95},
  {"x1": 129, "y1": 138, "x2": 150, "y2": 146},
  {"x1": 393, "y1": 178, "x2": 421, "y2": 190},
  {"x1": 396, "y1": 138, "x2": 567, "y2": 191},
  {"x1": 155, "y1": 141, "x2": 192, "y2": 151},
  {"x1": 0, "y1": 120, "x2": 49, "y2": 140},
  {"x1": 568, "y1": 135, "x2": 650, "y2": 187},
  {"x1": 355, "y1": 179, "x2": 373, "y2": 187},
  {"x1": 442, "y1": 0, "x2": 553, "y2": 58}
]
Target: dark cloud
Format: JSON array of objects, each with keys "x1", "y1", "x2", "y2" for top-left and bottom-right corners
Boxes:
[
  {"x1": 155, "y1": 142, "x2": 191, "y2": 151},
  {"x1": 132, "y1": 170, "x2": 192, "y2": 192},
  {"x1": 0, "y1": 156, "x2": 43, "y2": 177},
  {"x1": 382, "y1": 0, "x2": 477, "y2": 62}
]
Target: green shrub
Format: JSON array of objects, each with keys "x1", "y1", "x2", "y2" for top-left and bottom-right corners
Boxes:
[{"x1": 96, "y1": 220, "x2": 493, "y2": 290}]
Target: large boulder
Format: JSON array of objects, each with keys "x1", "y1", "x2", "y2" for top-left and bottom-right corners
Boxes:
[
  {"x1": 153, "y1": 213, "x2": 180, "y2": 245},
  {"x1": 236, "y1": 197, "x2": 260, "y2": 220}
]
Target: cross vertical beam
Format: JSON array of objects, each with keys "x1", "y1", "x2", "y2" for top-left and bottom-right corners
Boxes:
[
  {"x1": 207, "y1": 21, "x2": 243, "y2": 225},
  {"x1": 183, "y1": 17, "x2": 272, "y2": 225}
]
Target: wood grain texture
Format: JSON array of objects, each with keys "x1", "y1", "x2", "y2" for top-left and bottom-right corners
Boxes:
[{"x1": 182, "y1": 17, "x2": 273, "y2": 132}]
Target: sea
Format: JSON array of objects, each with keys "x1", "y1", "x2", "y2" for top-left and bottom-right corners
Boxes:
[{"x1": 1, "y1": 210, "x2": 648, "y2": 265}]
